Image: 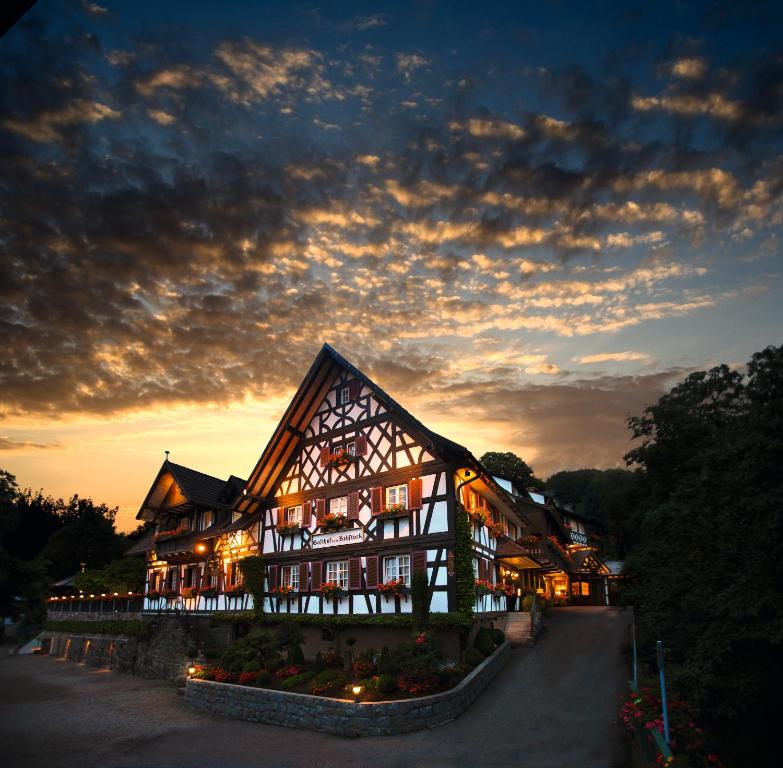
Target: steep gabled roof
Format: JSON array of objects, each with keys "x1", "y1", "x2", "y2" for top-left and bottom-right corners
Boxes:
[
  {"x1": 136, "y1": 460, "x2": 244, "y2": 521},
  {"x1": 236, "y1": 343, "x2": 472, "y2": 513}
]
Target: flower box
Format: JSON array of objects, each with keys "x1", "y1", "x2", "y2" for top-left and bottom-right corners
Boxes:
[
  {"x1": 180, "y1": 586, "x2": 198, "y2": 599},
  {"x1": 199, "y1": 587, "x2": 218, "y2": 599},
  {"x1": 469, "y1": 508, "x2": 490, "y2": 526},
  {"x1": 272, "y1": 585, "x2": 294, "y2": 597},
  {"x1": 224, "y1": 585, "x2": 245, "y2": 597},
  {"x1": 320, "y1": 581, "x2": 344, "y2": 601},
  {"x1": 379, "y1": 503, "x2": 408, "y2": 518},
  {"x1": 321, "y1": 513, "x2": 348, "y2": 531},
  {"x1": 487, "y1": 521, "x2": 505, "y2": 538},
  {"x1": 377, "y1": 578, "x2": 409, "y2": 599},
  {"x1": 474, "y1": 579, "x2": 494, "y2": 596},
  {"x1": 328, "y1": 449, "x2": 356, "y2": 468},
  {"x1": 276, "y1": 522, "x2": 303, "y2": 535}
]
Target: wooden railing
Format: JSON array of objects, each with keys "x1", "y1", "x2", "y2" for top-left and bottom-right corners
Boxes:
[{"x1": 47, "y1": 595, "x2": 144, "y2": 615}]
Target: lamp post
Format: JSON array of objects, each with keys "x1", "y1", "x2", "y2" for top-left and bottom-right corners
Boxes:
[
  {"x1": 656, "y1": 640, "x2": 671, "y2": 745},
  {"x1": 351, "y1": 684, "x2": 363, "y2": 703}
]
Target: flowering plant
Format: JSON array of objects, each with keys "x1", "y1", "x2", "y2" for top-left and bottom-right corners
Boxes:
[
  {"x1": 180, "y1": 586, "x2": 198, "y2": 599},
  {"x1": 224, "y1": 583, "x2": 245, "y2": 596},
  {"x1": 474, "y1": 579, "x2": 494, "y2": 596},
  {"x1": 154, "y1": 527, "x2": 186, "y2": 540},
  {"x1": 470, "y1": 508, "x2": 490, "y2": 525},
  {"x1": 274, "y1": 665, "x2": 302, "y2": 679},
  {"x1": 213, "y1": 668, "x2": 239, "y2": 683},
  {"x1": 493, "y1": 583, "x2": 513, "y2": 597},
  {"x1": 199, "y1": 587, "x2": 218, "y2": 598},
  {"x1": 329, "y1": 448, "x2": 355, "y2": 466},
  {"x1": 377, "y1": 578, "x2": 408, "y2": 595},
  {"x1": 238, "y1": 671, "x2": 258, "y2": 685},
  {"x1": 272, "y1": 585, "x2": 294, "y2": 596},
  {"x1": 380, "y1": 503, "x2": 407, "y2": 516},
  {"x1": 158, "y1": 588, "x2": 176, "y2": 599},
  {"x1": 487, "y1": 521, "x2": 505, "y2": 538},
  {"x1": 321, "y1": 512, "x2": 348, "y2": 530},
  {"x1": 518, "y1": 534, "x2": 541, "y2": 547},
  {"x1": 276, "y1": 521, "x2": 302, "y2": 534},
  {"x1": 320, "y1": 580, "x2": 344, "y2": 600}
]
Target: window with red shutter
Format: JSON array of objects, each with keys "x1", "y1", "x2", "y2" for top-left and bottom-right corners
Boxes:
[
  {"x1": 298, "y1": 562, "x2": 309, "y2": 592},
  {"x1": 316, "y1": 498, "x2": 326, "y2": 524},
  {"x1": 412, "y1": 551, "x2": 427, "y2": 574},
  {"x1": 354, "y1": 433, "x2": 367, "y2": 455},
  {"x1": 268, "y1": 565, "x2": 278, "y2": 591},
  {"x1": 349, "y1": 558, "x2": 362, "y2": 590},
  {"x1": 371, "y1": 486, "x2": 383, "y2": 516},
  {"x1": 276, "y1": 507, "x2": 284, "y2": 526},
  {"x1": 348, "y1": 380, "x2": 361, "y2": 400},
  {"x1": 365, "y1": 556, "x2": 379, "y2": 587},
  {"x1": 319, "y1": 446, "x2": 331, "y2": 467},
  {"x1": 347, "y1": 491, "x2": 360, "y2": 520},
  {"x1": 408, "y1": 477, "x2": 422, "y2": 510},
  {"x1": 301, "y1": 502, "x2": 312, "y2": 528},
  {"x1": 311, "y1": 561, "x2": 322, "y2": 591}
]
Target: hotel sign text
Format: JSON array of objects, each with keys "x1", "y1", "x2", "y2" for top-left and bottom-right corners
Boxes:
[{"x1": 311, "y1": 529, "x2": 364, "y2": 549}]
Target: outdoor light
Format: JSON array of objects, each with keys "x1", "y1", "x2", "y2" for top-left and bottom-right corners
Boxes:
[
  {"x1": 196, "y1": 543, "x2": 207, "y2": 553},
  {"x1": 352, "y1": 684, "x2": 363, "y2": 702},
  {"x1": 113, "y1": 592, "x2": 119, "y2": 596},
  {"x1": 187, "y1": 665, "x2": 197, "y2": 677},
  {"x1": 243, "y1": 488, "x2": 247, "y2": 496}
]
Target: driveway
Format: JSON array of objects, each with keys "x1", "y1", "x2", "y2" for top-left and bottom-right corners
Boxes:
[{"x1": 1, "y1": 607, "x2": 631, "y2": 768}]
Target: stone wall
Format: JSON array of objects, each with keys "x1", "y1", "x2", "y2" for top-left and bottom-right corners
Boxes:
[{"x1": 184, "y1": 641, "x2": 511, "y2": 736}]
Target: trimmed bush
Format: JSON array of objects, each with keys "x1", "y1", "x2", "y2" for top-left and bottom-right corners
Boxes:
[
  {"x1": 465, "y1": 647, "x2": 485, "y2": 667},
  {"x1": 286, "y1": 644, "x2": 305, "y2": 665},
  {"x1": 493, "y1": 628, "x2": 505, "y2": 645},
  {"x1": 473, "y1": 627, "x2": 496, "y2": 657},
  {"x1": 377, "y1": 673, "x2": 398, "y2": 694},
  {"x1": 241, "y1": 660, "x2": 262, "y2": 673},
  {"x1": 377, "y1": 646, "x2": 395, "y2": 675},
  {"x1": 253, "y1": 670, "x2": 271, "y2": 686},
  {"x1": 312, "y1": 652, "x2": 326, "y2": 672},
  {"x1": 281, "y1": 671, "x2": 315, "y2": 690}
]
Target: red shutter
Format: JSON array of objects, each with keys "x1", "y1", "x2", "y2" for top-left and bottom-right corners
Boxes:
[
  {"x1": 268, "y1": 565, "x2": 278, "y2": 591},
  {"x1": 216, "y1": 567, "x2": 224, "y2": 593},
  {"x1": 413, "y1": 551, "x2": 427, "y2": 574},
  {"x1": 298, "y1": 562, "x2": 309, "y2": 592},
  {"x1": 316, "y1": 498, "x2": 326, "y2": 524},
  {"x1": 348, "y1": 380, "x2": 361, "y2": 400},
  {"x1": 349, "y1": 558, "x2": 362, "y2": 590},
  {"x1": 311, "y1": 561, "x2": 322, "y2": 591},
  {"x1": 347, "y1": 491, "x2": 360, "y2": 520},
  {"x1": 276, "y1": 507, "x2": 284, "y2": 526},
  {"x1": 371, "y1": 486, "x2": 383, "y2": 516},
  {"x1": 365, "y1": 556, "x2": 379, "y2": 587},
  {"x1": 320, "y1": 446, "x2": 331, "y2": 467},
  {"x1": 408, "y1": 477, "x2": 422, "y2": 510},
  {"x1": 301, "y1": 501, "x2": 312, "y2": 528},
  {"x1": 355, "y1": 434, "x2": 367, "y2": 455}
]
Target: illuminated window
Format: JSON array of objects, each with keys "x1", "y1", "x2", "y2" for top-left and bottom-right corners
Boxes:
[
  {"x1": 284, "y1": 506, "x2": 302, "y2": 525},
  {"x1": 330, "y1": 496, "x2": 348, "y2": 516},
  {"x1": 326, "y1": 561, "x2": 348, "y2": 589},
  {"x1": 202, "y1": 511, "x2": 214, "y2": 530},
  {"x1": 282, "y1": 565, "x2": 299, "y2": 591},
  {"x1": 386, "y1": 484, "x2": 408, "y2": 508},
  {"x1": 338, "y1": 386, "x2": 350, "y2": 405},
  {"x1": 383, "y1": 554, "x2": 411, "y2": 586}
]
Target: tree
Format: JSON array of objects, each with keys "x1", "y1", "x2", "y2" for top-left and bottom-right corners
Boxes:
[
  {"x1": 73, "y1": 557, "x2": 146, "y2": 594},
  {"x1": 480, "y1": 451, "x2": 543, "y2": 490},
  {"x1": 624, "y1": 346, "x2": 783, "y2": 768}
]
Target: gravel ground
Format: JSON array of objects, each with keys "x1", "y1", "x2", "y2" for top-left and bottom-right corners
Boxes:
[{"x1": 1, "y1": 607, "x2": 631, "y2": 768}]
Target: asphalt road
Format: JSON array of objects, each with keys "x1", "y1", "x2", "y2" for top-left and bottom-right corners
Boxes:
[{"x1": 1, "y1": 607, "x2": 631, "y2": 768}]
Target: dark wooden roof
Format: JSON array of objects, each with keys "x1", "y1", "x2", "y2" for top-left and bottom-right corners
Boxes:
[
  {"x1": 165, "y1": 462, "x2": 229, "y2": 508},
  {"x1": 236, "y1": 343, "x2": 474, "y2": 514},
  {"x1": 124, "y1": 528, "x2": 156, "y2": 555}
]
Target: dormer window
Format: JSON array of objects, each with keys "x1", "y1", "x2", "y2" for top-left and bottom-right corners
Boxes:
[
  {"x1": 202, "y1": 511, "x2": 214, "y2": 530},
  {"x1": 338, "y1": 386, "x2": 350, "y2": 405}
]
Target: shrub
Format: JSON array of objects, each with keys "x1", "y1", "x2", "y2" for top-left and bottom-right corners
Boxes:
[
  {"x1": 398, "y1": 671, "x2": 439, "y2": 696},
  {"x1": 238, "y1": 671, "x2": 258, "y2": 685},
  {"x1": 465, "y1": 648, "x2": 485, "y2": 667},
  {"x1": 219, "y1": 629, "x2": 278, "y2": 673},
  {"x1": 377, "y1": 673, "x2": 398, "y2": 694},
  {"x1": 493, "y1": 628, "x2": 505, "y2": 645},
  {"x1": 253, "y1": 670, "x2": 271, "y2": 687},
  {"x1": 213, "y1": 668, "x2": 239, "y2": 683},
  {"x1": 276, "y1": 622, "x2": 304, "y2": 648},
  {"x1": 313, "y1": 652, "x2": 326, "y2": 672},
  {"x1": 274, "y1": 665, "x2": 302, "y2": 679},
  {"x1": 281, "y1": 671, "x2": 315, "y2": 690},
  {"x1": 265, "y1": 657, "x2": 285, "y2": 672},
  {"x1": 391, "y1": 634, "x2": 441, "y2": 677},
  {"x1": 323, "y1": 649, "x2": 344, "y2": 668},
  {"x1": 241, "y1": 660, "x2": 262, "y2": 673},
  {"x1": 308, "y1": 668, "x2": 347, "y2": 696},
  {"x1": 377, "y1": 646, "x2": 395, "y2": 675},
  {"x1": 521, "y1": 595, "x2": 535, "y2": 612},
  {"x1": 286, "y1": 644, "x2": 305, "y2": 665},
  {"x1": 411, "y1": 570, "x2": 431, "y2": 631},
  {"x1": 473, "y1": 627, "x2": 496, "y2": 657},
  {"x1": 353, "y1": 657, "x2": 374, "y2": 678}
]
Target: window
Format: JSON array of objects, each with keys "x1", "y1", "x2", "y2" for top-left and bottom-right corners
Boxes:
[
  {"x1": 202, "y1": 511, "x2": 214, "y2": 530},
  {"x1": 326, "y1": 560, "x2": 348, "y2": 589},
  {"x1": 383, "y1": 554, "x2": 411, "y2": 586},
  {"x1": 330, "y1": 496, "x2": 348, "y2": 516},
  {"x1": 282, "y1": 565, "x2": 299, "y2": 591},
  {"x1": 228, "y1": 562, "x2": 240, "y2": 586},
  {"x1": 284, "y1": 505, "x2": 302, "y2": 525},
  {"x1": 331, "y1": 441, "x2": 355, "y2": 455},
  {"x1": 338, "y1": 386, "x2": 349, "y2": 405},
  {"x1": 386, "y1": 484, "x2": 408, "y2": 508}
]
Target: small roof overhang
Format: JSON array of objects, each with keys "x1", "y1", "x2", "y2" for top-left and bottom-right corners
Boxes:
[{"x1": 494, "y1": 537, "x2": 541, "y2": 569}]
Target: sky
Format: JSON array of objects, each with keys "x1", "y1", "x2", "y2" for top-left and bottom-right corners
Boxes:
[{"x1": 1, "y1": 0, "x2": 781, "y2": 531}]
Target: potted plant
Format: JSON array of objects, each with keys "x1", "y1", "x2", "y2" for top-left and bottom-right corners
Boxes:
[
  {"x1": 329, "y1": 448, "x2": 355, "y2": 467},
  {"x1": 380, "y1": 503, "x2": 408, "y2": 518},
  {"x1": 470, "y1": 508, "x2": 490, "y2": 526},
  {"x1": 180, "y1": 586, "x2": 198, "y2": 599},
  {"x1": 320, "y1": 581, "x2": 344, "y2": 601},
  {"x1": 199, "y1": 586, "x2": 218, "y2": 599},
  {"x1": 224, "y1": 583, "x2": 245, "y2": 597},
  {"x1": 377, "y1": 577, "x2": 409, "y2": 600},
  {"x1": 321, "y1": 512, "x2": 348, "y2": 531}
]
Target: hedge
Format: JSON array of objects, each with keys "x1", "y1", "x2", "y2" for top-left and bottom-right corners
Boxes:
[
  {"x1": 42, "y1": 619, "x2": 147, "y2": 638},
  {"x1": 211, "y1": 611, "x2": 473, "y2": 631}
]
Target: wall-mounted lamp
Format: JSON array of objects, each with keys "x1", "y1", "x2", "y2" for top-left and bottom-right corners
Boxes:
[{"x1": 196, "y1": 543, "x2": 207, "y2": 554}]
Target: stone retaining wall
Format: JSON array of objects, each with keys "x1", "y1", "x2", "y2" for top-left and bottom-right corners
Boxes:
[{"x1": 184, "y1": 641, "x2": 511, "y2": 736}]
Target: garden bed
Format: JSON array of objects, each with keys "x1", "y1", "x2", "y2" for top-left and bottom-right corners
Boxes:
[{"x1": 185, "y1": 641, "x2": 511, "y2": 736}]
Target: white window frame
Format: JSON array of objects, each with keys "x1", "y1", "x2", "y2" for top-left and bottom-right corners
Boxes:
[
  {"x1": 338, "y1": 386, "x2": 350, "y2": 405},
  {"x1": 383, "y1": 554, "x2": 411, "y2": 586},
  {"x1": 326, "y1": 560, "x2": 348, "y2": 589},
  {"x1": 330, "y1": 496, "x2": 348, "y2": 516},
  {"x1": 282, "y1": 565, "x2": 299, "y2": 591},
  {"x1": 386, "y1": 484, "x2": 408, "y2": 508},
  {"x1": 284, "y1": 505, "x2": 302, "y2": 525}
]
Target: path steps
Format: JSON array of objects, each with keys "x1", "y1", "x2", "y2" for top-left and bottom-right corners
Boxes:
[{"x1": 504, "y1": 613, "x2": 534, "y2": 646}]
